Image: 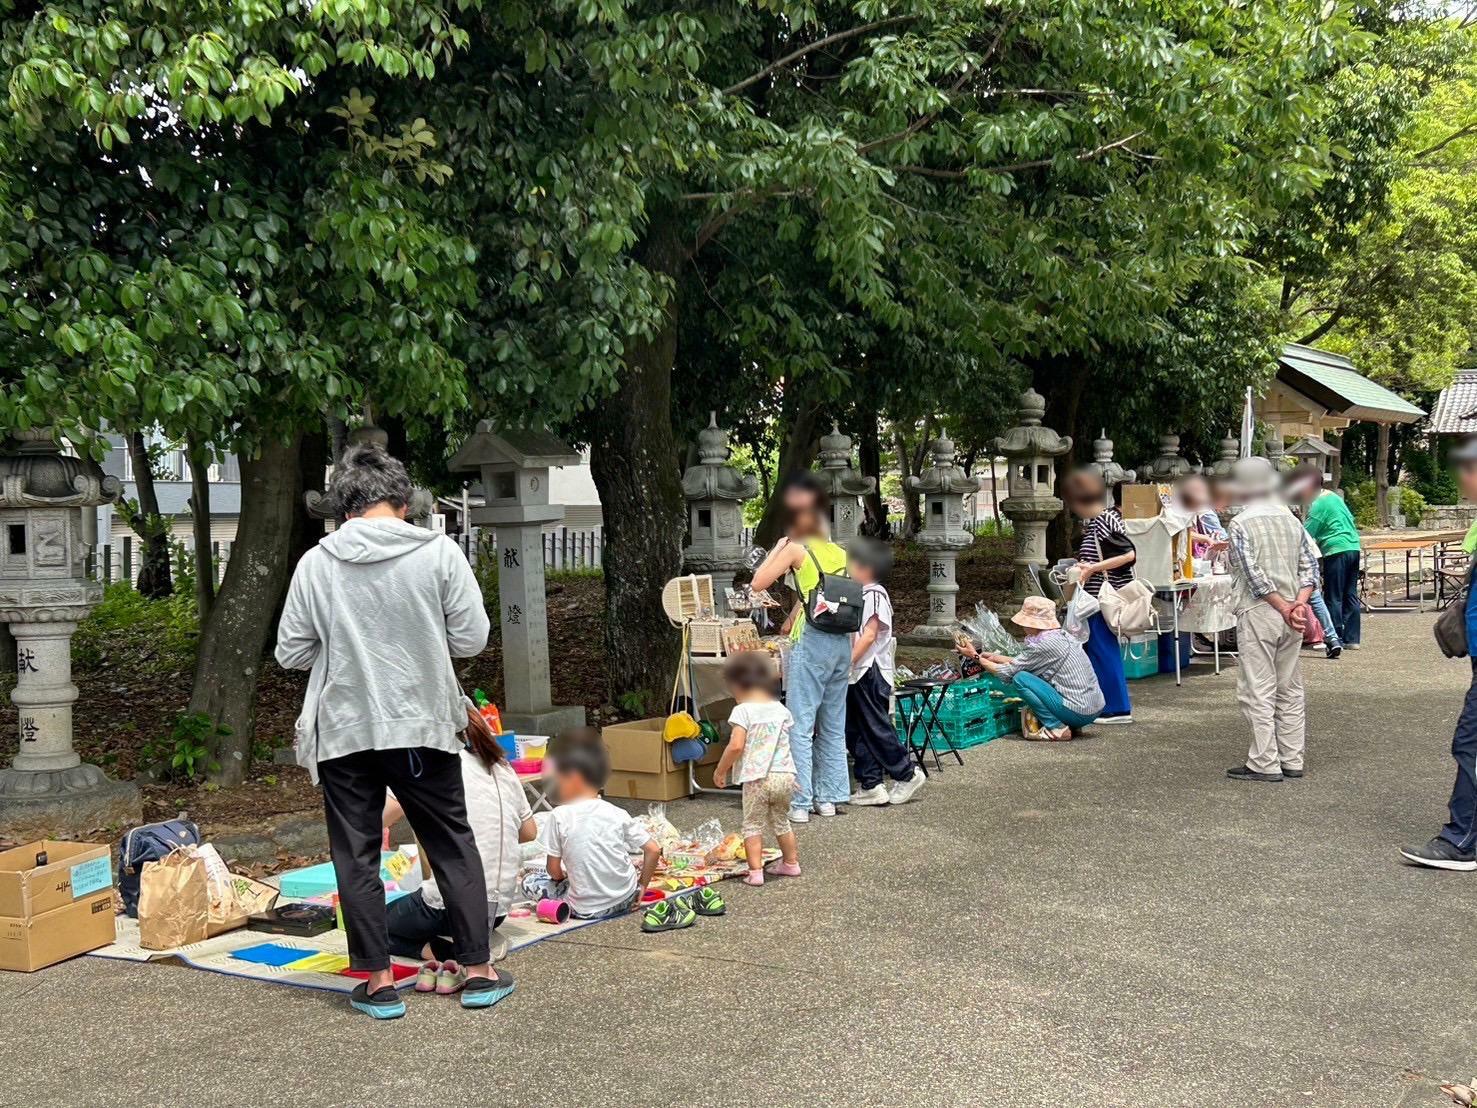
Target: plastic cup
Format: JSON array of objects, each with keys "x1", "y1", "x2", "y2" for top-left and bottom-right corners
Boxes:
[{"x1": 536, "y1": 898, "x2": 570, "y2": 924}]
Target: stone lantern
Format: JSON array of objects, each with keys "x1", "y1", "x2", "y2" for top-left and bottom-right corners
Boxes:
[
  {"x1": 680, "y1": 413, "x2": 758, "y2": 612},
  {"x1": 1140, "y1": 434, "x2": 1194, "y2": 484},
  {"x1": 1085, "y1": 430, "x2": 1135, "y2": 505},
  {"x1": 902, "y1": 437, "x2": 978, "y2": 642},
  {"x1": 0, "y1": 429, "x2": 139, "y2": 836},
  {"x1": 1207, "y1": 432, "x2": 1240, "y2": 479},
  {"x1": 449, "y1": 424, "x2": 585, "y2": 737},
  {"x1": 993, "y1": 389, "x2": 1073, "y2": 600},
  {"x1": 815, "y1": 424, "x2": 875, "y2": 547}
]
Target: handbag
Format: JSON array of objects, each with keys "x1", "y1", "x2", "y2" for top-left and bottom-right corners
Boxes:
[
  {"x1": 1097, "y1": 576, "x2": 1155, "y2": 637},
  {"x1": 663, "y1": 624, "x2": 703, "y2": 742},
  {"x1": 1435, "y1": 566, "x2": 1472, "y2": 658},
  {"x1": 799, "y1": 543, "x2": 863, "y2": 635}
]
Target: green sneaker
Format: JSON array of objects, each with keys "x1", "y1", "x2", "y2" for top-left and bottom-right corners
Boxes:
[
  {"x1": 640, "y1": 896, "x2": 696, "y2": 933},
  {"x1": 689, "y1": 885, "x2": 726, "y2": 917}
]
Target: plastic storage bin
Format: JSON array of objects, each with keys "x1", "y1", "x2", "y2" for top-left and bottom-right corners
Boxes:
[{"x1": 1121, "y1": 635, "x2": 1158, "y2": 680}]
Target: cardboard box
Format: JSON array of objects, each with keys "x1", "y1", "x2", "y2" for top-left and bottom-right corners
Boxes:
[
  {"x1": 602, "y1": 717, "x2": 720, "y2": 802},
  {"x1": 0, "y1": 891, "x2": 116, "y2": 971},
  {"x1": 1120, "y1": 484, "x2": 1163, "y2": 519},
  {"x1": 0, "y1": 840, "x2": 113, "y2": 918},
  {"x1": 0, "y1": 839, "x2": 116, "y2": 972}
]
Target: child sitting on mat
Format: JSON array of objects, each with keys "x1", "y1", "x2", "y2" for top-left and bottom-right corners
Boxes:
[
  {"x1": 524, "y1": 739, "x2": 661, "y2": 918},
  {"x1": 844, "y1": 538, "x2": 926, "y2": 807},
  {"x1": 712, "y1": 652, "x2": 802, "y2": 886}
]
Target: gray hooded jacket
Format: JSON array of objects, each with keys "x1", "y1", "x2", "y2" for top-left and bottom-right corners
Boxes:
[{"x1": 275, "y1": 517, "x2": 490, "y2": 782}]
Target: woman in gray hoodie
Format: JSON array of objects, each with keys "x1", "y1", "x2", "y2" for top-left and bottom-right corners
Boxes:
[{"x1": 276, "y1": 445, "x2": 509, "y2": 1017}]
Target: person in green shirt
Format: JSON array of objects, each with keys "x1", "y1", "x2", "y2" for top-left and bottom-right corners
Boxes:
[{"x1": 1288, "y1": 464, "x2": 1361, "y2": 649}]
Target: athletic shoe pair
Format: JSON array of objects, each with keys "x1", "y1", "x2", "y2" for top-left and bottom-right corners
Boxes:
[
  {"x1": 849, "y1": 768, "x2": 927, "y2": 807},
  {"x1": 350, "y1": 964, "x2": 515, "y2": 1020},
  {"x1": 640, "y1": 885, "x2": 726, "y2": 932}
]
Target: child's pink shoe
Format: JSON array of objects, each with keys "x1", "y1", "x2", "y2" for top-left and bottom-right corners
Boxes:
[
  {"x1": 765, "y1": 861, "x2": 802, "y2": 878},
  {"x1": 435, "y1": 960, "x2": 467, "y2": 995},
  {"x1": 414, "y1": 960, "x2": 440, "y2": 992},
  {"x1": 744, "y1": 870, "x2": 764, "y2": 886}
]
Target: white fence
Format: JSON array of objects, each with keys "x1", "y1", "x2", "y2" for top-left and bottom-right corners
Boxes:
[
  {"x1": 86, "y1": 538, "x2": 231, "y2": 587},
  {"x1": 455, "y1": 525, "x2": 757, "y2": 572}
]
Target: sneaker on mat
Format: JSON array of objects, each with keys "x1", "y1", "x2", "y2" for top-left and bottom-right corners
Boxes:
[
  {"x1": 349, "y1": 982, "x2": 406, "y2": 1020},
  {"x1": 849, "y1": 785, "x2": 890, "y2": 806},
  {"x1": 490, "y1": 931, "x2": 510, "y2": 962},
  {"x1": 460, "y1": 969, "x2": 516, "y2": 1010},
  {"x1": 888, "y1": 769, "x2": 926, "y2": 805},
  {"x1": 641, "y1": 897, "x2": 697, "y2": 933},
  {"x1": 435, "y1": 960, "x2": 467, "y2": 994},
  {"x1": 1399, "y1": 837, "x2": 1477, "y2": 872},
  {"x1": 1226, "y1": 765, "x2": 1283, "y2": 783},
  {"x1": 788, "y1": 807, "x2": 811, "y2": 824},
  {"x1": 815, "y1": 802, "x2": 837, "y2": 817},
  {"x1": 414, "y1": 960, "x2": 440, "y2": 992}
]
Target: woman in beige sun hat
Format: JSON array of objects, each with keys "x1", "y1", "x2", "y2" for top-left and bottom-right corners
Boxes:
[{"x1": 958, "y1": 596, "x2": 1105, "y2": 741}]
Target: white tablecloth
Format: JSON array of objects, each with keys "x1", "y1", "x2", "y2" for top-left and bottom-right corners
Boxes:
[{"x1": 1173, "y1": 575, "x2": 1237, "y2": 634}]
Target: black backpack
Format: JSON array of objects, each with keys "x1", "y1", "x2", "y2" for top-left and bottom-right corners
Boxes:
[
  {"x1": 799, "y1": 544, "x2": 864, "y2": 635},
  {"x1": 1435, "y1": 562, "x2": 1473, "y2": 659}
]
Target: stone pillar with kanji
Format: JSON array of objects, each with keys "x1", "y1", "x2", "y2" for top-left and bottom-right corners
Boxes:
[
  {"x1": 901, "y1": 437, "x2": 978, "y2": 643},
  {"x1": 681, "y1": 413, "x2": 757, "y2": 613},
  {"x1": 816, "y1": 424, "x2": 875, "y2": 547},
  {"x1": 450, "y1": 425, "x2": 586, "y2": 736},
  {"x1": 0, "y1": 429, "x2": 140, "y2": 837},
  {"x1": 993, "y1": 390, "x2": 1073, "y2": 601}
]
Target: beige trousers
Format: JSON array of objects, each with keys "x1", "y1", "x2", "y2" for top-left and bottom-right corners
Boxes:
[{"x1": 1235, "y1": 603, "x2": 1306, "y2": 774}]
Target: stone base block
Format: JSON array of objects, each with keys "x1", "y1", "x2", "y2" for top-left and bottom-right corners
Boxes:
[
  {"x1": 0, "y1": 764, "x2": 141, "y2": 838},
  {"x1": 501, "y1": 705, "x2": 588, "y2": 738},
  {"x1": 898, "y1": 623, "x2": 964, "y2": 648}
]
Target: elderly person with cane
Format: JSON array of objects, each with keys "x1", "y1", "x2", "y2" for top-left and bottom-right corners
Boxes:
[
  {"x1": 1223, "y1": 457, "x2": 1320, "y2": 783},
  {"x1": 276, "y1": 445, "x2": 510, "y2": 1018}
]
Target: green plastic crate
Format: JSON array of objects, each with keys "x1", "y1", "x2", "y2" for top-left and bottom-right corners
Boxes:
[{"x1": 1121, "y1": 634, "x2": 1158, "y2": 680}]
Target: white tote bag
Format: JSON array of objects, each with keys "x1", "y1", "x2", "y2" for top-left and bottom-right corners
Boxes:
[{"x1": 1097, "y1": 577, "x2": 1155, "y2": 637}]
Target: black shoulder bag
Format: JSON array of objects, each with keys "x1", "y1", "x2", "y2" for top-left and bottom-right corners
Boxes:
[
  {"x1": 801, "y1": 544, "x2": 864, "y2": 635},
  {"x1": 1435, "y1": 562, "x2": 1473, "y2": 659}
]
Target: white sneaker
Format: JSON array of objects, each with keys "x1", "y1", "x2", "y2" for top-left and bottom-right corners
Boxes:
[
  {"x1": 815, "y1": 802, "x2": 837, "y2": 817},
  {"x1": 490, "y1": 930, "x2": 509, "y2": 963},
  {"x1": 888, "y1": 768, "x2": 926, "y2": 805},
  {"x1": 849, "y1": 785, "x2": 890, "y2": 807},
  {"x1": 1096, "y1": 714, "x2": 1133, "y2": 725},
  {"x1": 788, "y1": 807, "x2": 811, "y2": 824}
]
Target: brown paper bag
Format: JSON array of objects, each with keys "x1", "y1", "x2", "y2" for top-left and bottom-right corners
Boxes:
[{"x1": 138, "y1": 848, "x2": 210, "y2": 950}]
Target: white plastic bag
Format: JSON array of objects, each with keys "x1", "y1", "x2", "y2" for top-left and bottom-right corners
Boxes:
[{"x1": 1062, "y1": 583, "x2": 1099, "y2": 644}]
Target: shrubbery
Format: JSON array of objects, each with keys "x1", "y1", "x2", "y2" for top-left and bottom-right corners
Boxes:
[{"x1": 73, "y1": 581, "x2": 198, "y2": 673}]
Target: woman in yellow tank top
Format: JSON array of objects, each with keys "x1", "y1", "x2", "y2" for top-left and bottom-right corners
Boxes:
[{"x1": 749, "y1": 474, "x2": 852, "y2": 821}]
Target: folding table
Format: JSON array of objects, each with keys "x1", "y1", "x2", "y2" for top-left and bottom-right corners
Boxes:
[{"x1": 896, "y1": 677, "x2": 964, "y2": 771}]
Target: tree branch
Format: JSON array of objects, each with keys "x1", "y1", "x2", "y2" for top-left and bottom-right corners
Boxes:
[
  {"x1": 1412, "y1": 122, "x2": 1477, "y2": 162},
  {"x1": 895, "y1": 130, "x2": 1146, "y2": 179},
  {"x1": 1295, "y1": 304, "x2": 1347, "y2": 346},
  {"x1": 721, "y1": 15, "x2": 916, "y2": 97}
]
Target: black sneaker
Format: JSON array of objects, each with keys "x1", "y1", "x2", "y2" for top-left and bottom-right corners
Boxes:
[
  {"x1": 460, "y1": 969, "x2": 516, "y2": 1010},
  {"x1": 1281, "y1": 766, "x2": 1305, "y2": 779},
  {"x1": 1325, "y1": 645, "x2": 1342, "y2": 660},
  {"x1": 1226, "y1": 765, "x2": 1284, "y2": 783},
  {"x1": 1399, "y1": 837, "x2": 1477, "y2": 872},
  {"x1": 348, "y1": 981, "x2": 406, "y2": 1020}
]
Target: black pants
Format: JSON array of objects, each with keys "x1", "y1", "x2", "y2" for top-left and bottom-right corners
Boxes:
[
  {"x1": 845, "y1": 663, "x2": 915, "y2": 789},
  {"x1": 1441, "y1": 659, "x2": 1477, "y2": 852},
  {"x1": 319, "y1": 747, "x2": 489, "y2": 971},
  {"x1": 386, "y1": 890, "x2": 506, "y2": 963},
  {"x1": 1321, "y1": 549, "x2": 1361, "y2": 647}
]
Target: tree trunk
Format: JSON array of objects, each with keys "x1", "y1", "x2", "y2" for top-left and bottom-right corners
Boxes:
[
  {"x1": 1037, "y1": 358, "x2": 1089, "y2": 562},
  {"x1": 1375, "y1": 422, "x2": 1391, "y2": 527},
  {"x1": 1329, "y1": 430, "x2": 1344, "y2": 491},
  {"x1": 752, "y1": 382, "x2": 825, "y2": 550},
  {"x1": 894, "y1": 427, "x2": 922, "y2": 539},
  {"x1": 186, "y1": 435, "x2": 215, "y2": 624},
  {"x1": 857, "y1": 416, "x2": 889, "y2": 538},
  {"x1": 193, "y1": 436, "x2": 302, "y2": 785},
  {"x1": 588, "y1": 219, "x2": 686, "y2": 711},
  {"x1": 126, "y1": 431, "x2": 173, "y2": 598}
]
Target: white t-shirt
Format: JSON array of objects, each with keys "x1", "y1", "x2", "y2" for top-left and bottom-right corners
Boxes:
[
  {"x1": 422, "y1": 754, "x2": 531, "y2": 915},
  {"x1": 545, "y1": 796, "x2": 653, "y2": 918},
  {"x1": 849, "y1": 583, "x2": 895, "y2": 684},
  {"x1": 727, "y1": 699, "x2": 796, "y2": 783}
]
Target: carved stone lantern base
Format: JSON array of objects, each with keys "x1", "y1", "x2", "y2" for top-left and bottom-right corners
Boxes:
[{"x1": 0, "y1": 764, "x2": 140, "y2": 839}]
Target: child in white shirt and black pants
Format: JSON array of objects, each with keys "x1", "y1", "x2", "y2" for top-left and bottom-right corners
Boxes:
[{"x1": 844, "y1": 539, "x2": 926, "y2": 807}]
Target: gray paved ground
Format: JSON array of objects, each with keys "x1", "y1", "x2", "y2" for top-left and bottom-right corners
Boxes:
[{"x1": 3, "y1": 613, "x2": 1475, "y2": 1107}]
